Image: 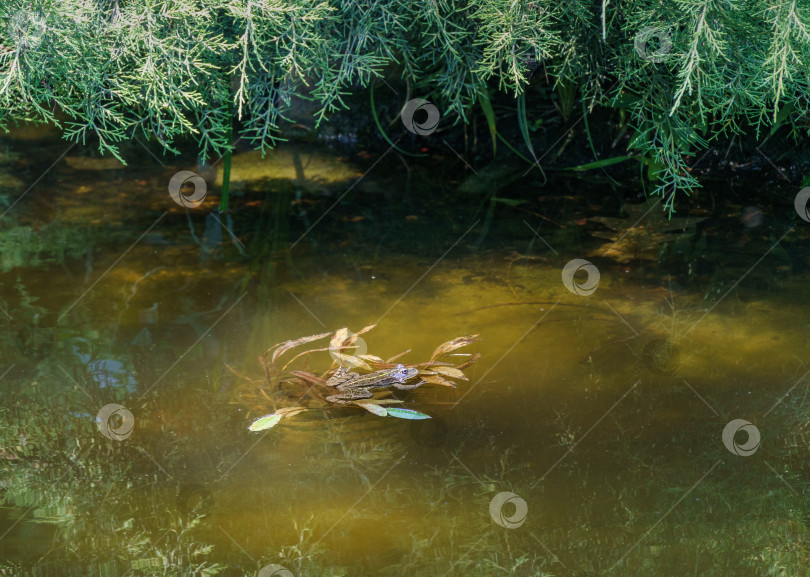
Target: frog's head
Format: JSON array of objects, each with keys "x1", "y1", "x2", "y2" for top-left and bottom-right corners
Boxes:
[{"x1": 391, "y1": 363, "x2": 419, "y2": 382}]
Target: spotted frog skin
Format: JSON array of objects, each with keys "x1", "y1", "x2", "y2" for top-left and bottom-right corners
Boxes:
[{"x1": 325, "y1": 364, "x2": 422, "y2": 403}]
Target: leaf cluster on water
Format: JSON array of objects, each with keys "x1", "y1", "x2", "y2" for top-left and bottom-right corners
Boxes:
[{"x1": 249, "y1": 326, "x2": 480, "y2": 430}]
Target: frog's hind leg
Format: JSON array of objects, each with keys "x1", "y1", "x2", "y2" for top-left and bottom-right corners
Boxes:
[
  {"x1": 393, "y1": 380, "x2": 425, "y2": 391},
  {"x1": 325, "y1": 367, "x2": 352, "y2": 387},
  {"x1": 326, "y1": 389, "x2": 374, "y2": 404}
]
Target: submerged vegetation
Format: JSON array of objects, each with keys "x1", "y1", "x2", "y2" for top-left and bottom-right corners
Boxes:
[
  {"x1": 0, "y1": 0, "x2": 808, "y2": 213},
  {"x1": 5, "y1": 352, "x2": 810, "y2": 575}
]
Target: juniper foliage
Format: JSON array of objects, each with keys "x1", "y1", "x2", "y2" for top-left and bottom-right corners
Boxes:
[{"x1": 1, "y1": 0, "x2": 808, "y2": 211}]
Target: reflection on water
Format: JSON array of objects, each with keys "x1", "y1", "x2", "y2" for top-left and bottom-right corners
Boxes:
[{"x1": 1, "y1": 135, "x2": 810, "y2": 576}]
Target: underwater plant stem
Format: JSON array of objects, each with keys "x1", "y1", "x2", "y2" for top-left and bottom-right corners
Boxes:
[
  {"x1": 219, "y1": 143, "x2": 232, "y2": 213},
  {"x1": 219, "y1": 94, "x2": 233, "y2": 213}
]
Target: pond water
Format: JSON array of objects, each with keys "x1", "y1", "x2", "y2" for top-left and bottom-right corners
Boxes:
[{"x1": 1, "y1": 131, "x2": 810, "y2": 577}]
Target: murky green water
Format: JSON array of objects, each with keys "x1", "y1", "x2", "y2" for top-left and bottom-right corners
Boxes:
[{"x1": 2, "y1": 132, "x2": 810, "y2": 576}]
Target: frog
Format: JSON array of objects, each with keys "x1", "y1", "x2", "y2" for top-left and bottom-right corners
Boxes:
[{"x1": 325, "y1": 363, "x2": 422, "y2": 404}]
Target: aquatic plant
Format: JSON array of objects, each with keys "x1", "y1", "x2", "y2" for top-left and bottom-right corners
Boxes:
[
  {"x1": 0, "y1": 391, "x2": 225, "y2": 575},
  {"x1": 588, "y1": 199, "x2": 708, "y2": 263},
  {"x1": 247, "y1": 326, "x2": 480, "y2": 430},
  {"x1": 0, "y1": 223, "x2": 93, "y2": 273}
]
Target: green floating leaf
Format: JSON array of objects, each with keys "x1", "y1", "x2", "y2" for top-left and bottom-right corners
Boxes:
[
  {"x1": 248, "y1": 412, "x2": 283, "y2": 432},
  {"x1": 385, "y1": 408, "x2": 431, "y2": 420}
]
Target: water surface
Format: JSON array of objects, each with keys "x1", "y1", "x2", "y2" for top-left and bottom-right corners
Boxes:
[{"x1": 1, "y1": 134, "x2": 809, "y2": 576}]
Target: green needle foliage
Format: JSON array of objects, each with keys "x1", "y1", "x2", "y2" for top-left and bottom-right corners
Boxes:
[{"x1": 1, "y1": 0, "x2": 808, "y2": 211}]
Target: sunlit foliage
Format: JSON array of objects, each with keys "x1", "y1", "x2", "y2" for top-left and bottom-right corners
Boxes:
[{"x1": 0, "y1": 0, "x2": 807, "y2": 209}]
